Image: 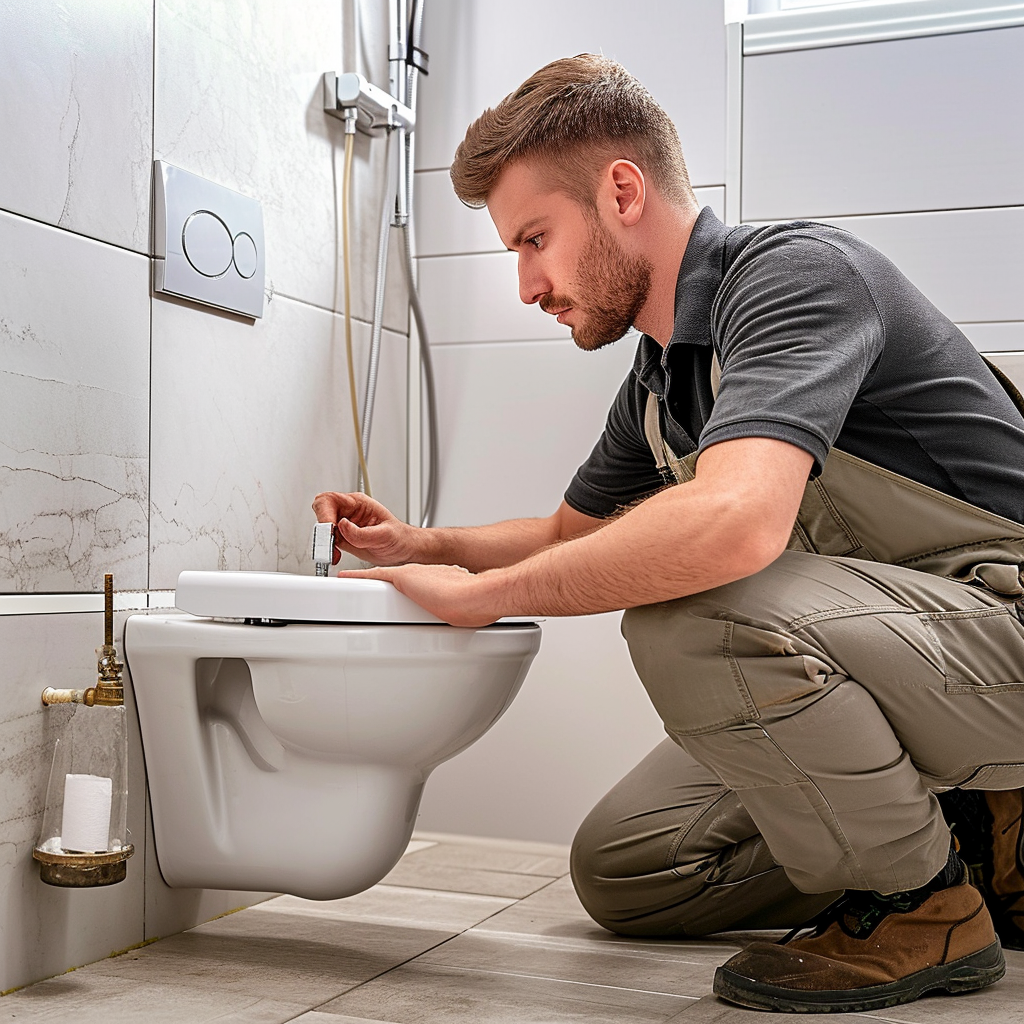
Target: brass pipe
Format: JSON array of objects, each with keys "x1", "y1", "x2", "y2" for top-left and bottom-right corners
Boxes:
[
  {"x1": 40, "y1": 687, "x2": 94, "y2": 706},
  {"x1": 41, "y1": 573, "x2": 124, "y2": 707}
]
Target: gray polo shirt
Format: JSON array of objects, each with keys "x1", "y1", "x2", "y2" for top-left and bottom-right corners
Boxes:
[{"x1": 565, "y1": 208, "x2": 1024, "y2": 523}]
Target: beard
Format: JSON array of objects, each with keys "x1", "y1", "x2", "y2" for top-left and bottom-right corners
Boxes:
[{"x1": 541, "y1": 221, "x2": 654, "y2": 351}]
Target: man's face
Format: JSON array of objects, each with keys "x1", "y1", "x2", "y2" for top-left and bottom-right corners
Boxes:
[{"x1": 487, "y1": 161, "x2": 652, "y2": 351}]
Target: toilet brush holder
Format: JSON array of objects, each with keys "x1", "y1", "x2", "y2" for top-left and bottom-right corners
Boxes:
[{"x1": 32, "y1": 575, "x2": 133, "y2": 887}]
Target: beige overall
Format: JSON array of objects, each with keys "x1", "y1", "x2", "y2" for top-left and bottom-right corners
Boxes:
[{"x1": 570, "y1": 358, "x2": 1024, "y2": 938}]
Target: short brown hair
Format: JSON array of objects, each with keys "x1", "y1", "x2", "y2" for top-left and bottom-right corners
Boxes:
[{"x1": 451, "y1": 54, "x2": 694, "y2": 210}]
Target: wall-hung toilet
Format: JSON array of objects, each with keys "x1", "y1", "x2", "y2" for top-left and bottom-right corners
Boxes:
[{"x1": 124, "y1": 571, "x2": 540, "y2": 899}]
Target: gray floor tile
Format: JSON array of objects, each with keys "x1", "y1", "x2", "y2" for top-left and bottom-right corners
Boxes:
[
  {"x1": 377, "y1": 860, "x2": 556, "y2": 899},
  {"x1": 472, "y1": 874, "x2": 619, "y2": 940},
  {"x1": 315, "y1": 959, "x2": 698, "y2": 1023},
  {"x1": 413, "y1": 831, "x2": 570, "y2": 861},
  {"x1": 251, "y1": 884, "x2": 515, "y2": 932},
  {"x1": 7, "y1": 833, "x2": 1024, "y2": 1024},
  {"x1": 288, "y1": 1014, "x2": 402, "y2": 1024},
  {"x1": 403, "y1": 837, "x2": 569, "y2": 877},
  {"x1": 85, "y1": 910, "x2": 454, "y2": 1005},
  {"x1": 415, "y1": 929, "x2": 734, "y2": 1000},
  {"x1": 0, "y1": 973, "x2": 305, "y2": 1024}
]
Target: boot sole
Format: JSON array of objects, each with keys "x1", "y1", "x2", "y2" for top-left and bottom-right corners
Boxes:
[{"x1": 714, "y1": 940, "x2": 1005, "y2": 1014}]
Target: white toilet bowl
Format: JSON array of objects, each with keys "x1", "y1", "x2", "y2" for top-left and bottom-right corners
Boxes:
[{"x1": 124, "y1": 571, "x2": 540, "y2": 899}]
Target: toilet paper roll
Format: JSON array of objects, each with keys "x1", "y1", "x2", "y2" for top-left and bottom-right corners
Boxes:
[{"x1": 61, "y1": 774, "x2": 112, "y2": 853}]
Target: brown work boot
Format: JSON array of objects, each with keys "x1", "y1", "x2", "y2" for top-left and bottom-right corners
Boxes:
[
  {"x1": 983, "y1": 789, "x2": 1024, "y2": 951},
  {"x1": 714, "y1": 858, "x2": 1004, "y2": 1013}
]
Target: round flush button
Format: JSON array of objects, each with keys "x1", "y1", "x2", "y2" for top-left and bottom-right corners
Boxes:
[
  {"x1": 232, "y1": 232, "x2": 258, "y2": 279},
  {"x1": 182, "y1": 211, "x2": 234, "y2": 277}
]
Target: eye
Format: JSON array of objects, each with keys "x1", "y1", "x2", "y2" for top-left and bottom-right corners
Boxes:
[{"x1": 525, "y1": 234, "x2": 543, "y2": 249}]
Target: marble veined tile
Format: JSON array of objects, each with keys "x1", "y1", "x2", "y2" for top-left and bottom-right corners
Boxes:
[
  {"x1": 0, "y1": 212, "x2": 149, "y2": 593},
  {"x1": 148, "y1": 294, "x2": 407, "y2": 589},
  {"x1": 0, "y1": 0, "x2": 153, "y2": 253},
  {"x1": 0, "y1": 612, "x2": 146, "y2": 994},
  {"x1": 154, "y1": 0, "x2": 408, "y2": 331}
]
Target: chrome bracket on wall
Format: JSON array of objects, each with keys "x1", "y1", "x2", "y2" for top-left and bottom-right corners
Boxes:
[{"x1": 322, "y1": 72, "x2": 415, "y2": 136}]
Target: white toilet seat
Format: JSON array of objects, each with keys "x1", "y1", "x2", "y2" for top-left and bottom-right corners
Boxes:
[{"x1": 178, "y1": 569, "x2": 459, "y2": 625}]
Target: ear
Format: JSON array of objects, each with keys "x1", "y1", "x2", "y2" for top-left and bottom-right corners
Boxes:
[{"x1": 602, "y1": 160, "x2": 646, "y2": 227}]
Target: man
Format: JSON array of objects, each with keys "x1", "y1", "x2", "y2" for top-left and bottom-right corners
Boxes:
[{"x1": 314, "y1": 55, "x2": 1024, "y2": 1013}]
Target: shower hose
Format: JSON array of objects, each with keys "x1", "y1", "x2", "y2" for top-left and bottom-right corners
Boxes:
[{"x1": 340, "y1": 127, "x2": 438, "y2": 527}]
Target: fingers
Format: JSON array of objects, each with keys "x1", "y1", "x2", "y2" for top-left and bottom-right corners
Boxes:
[{"x1": 336, "y1": 566, "x2": 396, "y2": 582}]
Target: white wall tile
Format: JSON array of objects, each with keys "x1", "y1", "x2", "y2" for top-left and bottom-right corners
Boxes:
[
  {"x1": 429, "y1": 338, "x2": 637, "y2": 527},
  {"x1": 416, "y1": 0, "x2": 727, "y2": 187},
  {"x1": 959, "y1": 322, "x2": 1024, "y2": 354},
  {"x1": 149, "y1": 294, "x2": 407, "y2": 590},
  {"x1": 0, "y1": 612, "x2": 146, "y2": 993},
  {"x1": 417, "y1": 612, "x2": 666, "y2": 845},
  {"x1": 812, "y1": 207, "x2": 1024, "y2": 325},
  {"x1": 154, "y1": 0, "x2": 408, "y2": 331},
  {"x1": 419, "y1": 253, "x2": 570, "y2": 345},
  {"x1": 0, "y1": 211, "x2": 150, "y2": 593},
  {"x1": 413, "y1": 177, "x2": 728, "y2": 260},
  {"x1": 694, "y1": 186, "x2": 726, "y2": 222},
  {"x1": 0, "y1": 0, "x2": 153, "y2": 253},
  {"x1": 414, "y1": 170, "x2": 503, "y2": 258},
  {"x1": 742, "y1": 27, "x2": 1024, "y2": 220}
]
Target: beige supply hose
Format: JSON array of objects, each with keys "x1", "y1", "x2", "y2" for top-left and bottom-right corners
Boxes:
[{"x1": 342, "y1": 129, "x2": 372, "y2": 496}]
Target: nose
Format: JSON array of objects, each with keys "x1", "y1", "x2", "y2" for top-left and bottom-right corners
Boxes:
[{"x1": 517, "y1": 255, "x2": 549, "y2": 306}]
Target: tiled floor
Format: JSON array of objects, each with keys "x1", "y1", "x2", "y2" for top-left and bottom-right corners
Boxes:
[{"x1": 3, "y1": 833, "x2": 1022, "y2": 1023}]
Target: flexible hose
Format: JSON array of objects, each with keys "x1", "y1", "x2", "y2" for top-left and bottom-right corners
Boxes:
[
  {"x1": 359, "y1": 128, "x2": 396, "y2": 487},
  {"x1": 402, "y1": 224, "x2": 439, "y2": 527},
  {"x1": 355, "y1": 0, "x2": 437, "y2": 524},
  {"x1": 405, "y1": 0, "x2": 438, "y2": 526},
  {"x1": 341, "y1": 129, "x2": 373, "y2": 496}
]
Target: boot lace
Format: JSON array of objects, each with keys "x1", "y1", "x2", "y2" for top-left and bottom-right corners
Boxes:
[{"x1": 781, "y1": 887, "x2": 932, "y2": 945}]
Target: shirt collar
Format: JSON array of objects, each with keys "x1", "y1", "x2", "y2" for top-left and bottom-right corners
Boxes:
[{"x1": 633, "y1": 206, "x2": 731, "y2": 396}]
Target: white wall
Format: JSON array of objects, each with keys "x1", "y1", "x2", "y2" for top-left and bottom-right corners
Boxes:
[
  {"x1": 0, "y1": 0, "x2": 406, "y2": 992},
  {"x1": 410, "y1": 0, "x2": 729, "y2": 845}
]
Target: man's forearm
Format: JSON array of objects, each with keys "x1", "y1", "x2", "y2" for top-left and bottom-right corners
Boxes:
[
  {"x1": 419, "y1": 516, "x2": 569, "y2": 573},
  {"x1": 450, "y1": 439, "x2": 813, "y2": 624},
  {"x1": 337, "y1": 440, "x2": 812, "y2": 629}
]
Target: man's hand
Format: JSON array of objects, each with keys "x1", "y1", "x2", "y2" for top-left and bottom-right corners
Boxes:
[
  {"x1": 338, "y1": 563, "x2": 499, "y2": 628},
  {"x1": 311, "y1": 491, "x2": 419, "y2": 566}
]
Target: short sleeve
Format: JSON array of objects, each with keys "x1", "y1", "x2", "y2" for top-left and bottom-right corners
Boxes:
[
  {"x1": 699, "y1": 232, "x2": 885, "y2": 474},
  {"x1": 564, "y1": 373, "x2": 666, "y2": 518}
]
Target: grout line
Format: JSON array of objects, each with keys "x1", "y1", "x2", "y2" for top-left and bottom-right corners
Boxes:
[
  {"x1": 406, "y1": 961, "x2": 702, "y2": 1000},
  {"x1": 415, "y1": 249, "x2": 507, "y2": 260},
  {"x1": 748, "y1": 202, "x2": 1024, "y2": 224},
  {"x1": 958, "y1": 320, "x2": 1024, "y2": 327},
  {"x1": 272, "y1": 289, "x2": 409, "y2": 335},
  {"x1": 428, "y1": 336, "x2": 577, "y2": 349},
  {"x1": 0, "y1": 206, "x2": 150, "y2": 260},
  {"x1": 457, "y1": 930, "x2": 713, "y2": 966}
]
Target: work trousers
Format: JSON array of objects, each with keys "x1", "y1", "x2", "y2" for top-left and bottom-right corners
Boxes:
[{"x1": 570, "y1": 549, "x2": 1024, "y2": 937}]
